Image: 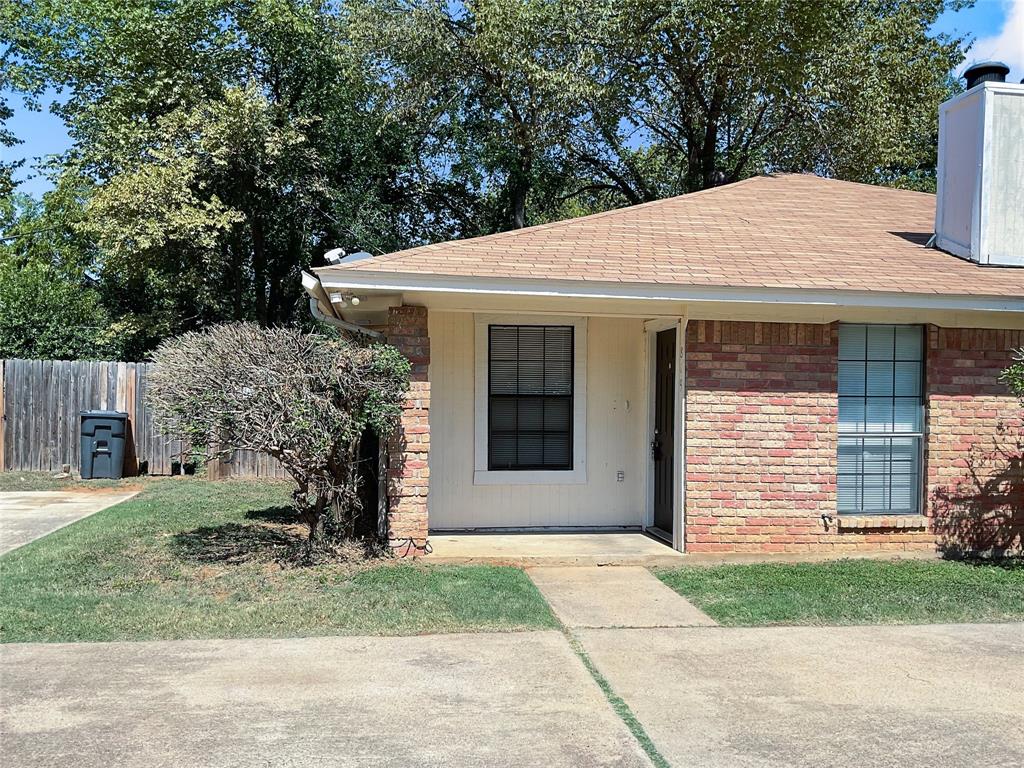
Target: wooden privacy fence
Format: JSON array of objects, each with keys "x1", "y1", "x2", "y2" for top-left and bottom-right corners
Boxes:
[{"x1": 1, "y1": 359, "x2": 287, "y2": 479}]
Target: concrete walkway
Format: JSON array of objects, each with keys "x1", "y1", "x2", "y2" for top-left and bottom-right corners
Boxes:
[
  {"x1": 0, "y1": 632, "x2": 652, "y2": 768},
  {"x1": 579, "y1": 623, "x2": 1024, "y2": 768},
  {"x1": 527, "y1": 566, "x2": 716, "y2": 628},
  {"x1": 0, "y1": 491, "x2": 138, "y2": 555}
]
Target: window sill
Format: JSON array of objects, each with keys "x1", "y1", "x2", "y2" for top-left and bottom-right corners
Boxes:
[
  {"x1": 837, "y1": 514, "x2": 928, "y2": 531},
  {"x1": 474, "y1": 468, "x2": 587, "y2": 486}
]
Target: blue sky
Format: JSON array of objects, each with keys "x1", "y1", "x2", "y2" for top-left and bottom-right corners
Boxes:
[{"x1": 3, "y1": 0, "x2": 1022, "y2": 199}]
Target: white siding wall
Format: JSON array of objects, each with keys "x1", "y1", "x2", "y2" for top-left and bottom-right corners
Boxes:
[{"x1": 428, "y1": 311, "x2": 646, "y2": 529}]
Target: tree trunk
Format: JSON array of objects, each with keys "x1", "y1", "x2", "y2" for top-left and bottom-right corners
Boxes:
[
  {"x1": 700, "y1": 80, "x2": 727, "y2": 189},
  {"x1": 267, "y1": 259, "x2": 284, "y2": 324},
  {"x1": 302, "y1": 508, "x2": 322, "y2": 541},
  {"x1": 267, "y1": 233, "x2": 302, "y2": 324},
  {"x1": 701, "y1": 117, "x2": 719, "y2": 189},
  {"x1": 509, "y1": 174, "x2": 528, "y2": 229},
  {"x1": 231, "y1": 243, "x2": 245, "y2": 320},
  {"x1": 508, "y1": 144, "x2": 532, "y2": 229},
  {"x1": 251, "y1": 215, "x2": 268, "y2": 325}
]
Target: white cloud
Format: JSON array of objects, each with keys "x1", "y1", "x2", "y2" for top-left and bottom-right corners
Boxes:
[{"x1": 967, "y1": 0, "x2": 1024, "y2": 80}]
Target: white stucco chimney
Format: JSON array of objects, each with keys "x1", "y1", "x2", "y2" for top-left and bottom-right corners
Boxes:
[{"x1": 934, "y1": 62, "x2": 1024, "y2": 267}]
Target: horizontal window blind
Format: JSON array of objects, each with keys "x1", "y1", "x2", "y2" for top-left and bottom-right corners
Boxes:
[
  {"x1": 488, "y1": 325, "x2": 573, "y2": 470},
  {"x1": 837, "y1": 324, "x2": 924, "y2": 514}
]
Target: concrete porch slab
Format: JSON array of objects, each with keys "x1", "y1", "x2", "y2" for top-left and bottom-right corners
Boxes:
[
  {"x1": 424, "y1": 532, "x2": 685, "y2": 566},
  {"x1": 528, "y1": 566, "x2": 717, "y2": 628}
]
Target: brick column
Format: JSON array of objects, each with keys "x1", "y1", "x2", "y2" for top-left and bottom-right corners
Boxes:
[{"x1": 385, "y1": 305, "x2": 430, "y2": 556}]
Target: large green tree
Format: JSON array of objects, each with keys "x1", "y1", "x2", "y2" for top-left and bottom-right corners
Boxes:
[
  {"x1": 0, "y1": 96, "x2": 19, "y2": 199},
  {"x1": 5, "y1": 0, "x2": 445, "y2": 345},
  {"x1": 353, "y1": 0, "x2": 967, "y2": 223},
  {"x1": 0, "y1": 191, "x2": 133, "y2": 360},
  {"x1": 350, "y1": 0, "x2": 609, "y2": 231},
  {"x1": 3, "y1": 0, "x2": 970, "y2": 356},
  {"x1": 576, "y1": 0, "x2": 967, "y2": 200}
]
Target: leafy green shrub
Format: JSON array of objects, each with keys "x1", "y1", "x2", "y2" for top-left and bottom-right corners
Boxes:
[{"x1": 1002, "y1": 350, "x2": 1024, "y2": 403}]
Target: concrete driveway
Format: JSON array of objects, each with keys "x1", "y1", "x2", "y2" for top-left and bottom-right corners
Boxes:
[
  {"x1": 4, "y1": 624, "x2": 1019, "y2": 767},
  {"x1": 0, "y1": 491, "x2": 137, "y2": 555},
  {"x1": 0, "y1": 631, "x2": 651, "y2": 768},
  {"x1": 579, "y1": 623, "x2": 1024, "y2": 768},
  {"x1": 2, "y1": 558, "x2": 1021, "y2": 768}
]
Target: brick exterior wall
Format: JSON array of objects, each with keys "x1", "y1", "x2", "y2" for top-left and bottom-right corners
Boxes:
[
  {"x1": 388, "y1": 310, "x2": 1020, "y2": 557},
  {"x1": 685, "y1": 320, "x2": 936, "y2": 553},
  {"x1": 926, "y1": 327, "x2": 1024, "y2": 557},
  {"x1": 385, "y1": 305, "x2": 430, "y2": 556}
]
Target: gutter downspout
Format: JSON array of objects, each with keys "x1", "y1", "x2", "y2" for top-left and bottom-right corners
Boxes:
[{"x1": 302, "y1": 270, "x2": 384, "y2": 340}]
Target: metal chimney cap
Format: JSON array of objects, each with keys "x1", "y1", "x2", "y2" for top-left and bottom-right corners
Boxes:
[{"x1": 963, "y1": 61, "x2": 1010, "y2": 89}]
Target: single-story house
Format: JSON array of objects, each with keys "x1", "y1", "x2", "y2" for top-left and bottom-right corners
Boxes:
[{"x1": 303, "y1": 73, "x2": 1024, "y2": 558}]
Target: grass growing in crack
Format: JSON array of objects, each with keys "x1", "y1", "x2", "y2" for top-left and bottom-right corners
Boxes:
[{"x1": 562, "y1": 629, "x2": 671, "y2": 768}]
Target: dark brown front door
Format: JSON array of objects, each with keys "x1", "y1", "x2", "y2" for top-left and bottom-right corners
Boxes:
[{"x1": 652, "y1": 328, "x2": 676, "y2": 535}]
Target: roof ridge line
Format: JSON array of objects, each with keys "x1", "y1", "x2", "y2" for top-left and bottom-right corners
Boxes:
[{"x1": 803, "y1": 174, "x2": 937, "y2": 198}]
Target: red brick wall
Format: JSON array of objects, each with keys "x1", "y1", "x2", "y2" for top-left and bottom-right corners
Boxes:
[
  {"x1": 926, "y1": 327, "x2": 1024, "y2": 557},
  {"x1": 685, "y1": 320, "x2": 935, "y2": 553},
  {"x1": 386, "y1": 305, "x2": 430, "y2": 556},
  {"x1": 382, "y1": 312, "x2": 1021, "y2": 557}
]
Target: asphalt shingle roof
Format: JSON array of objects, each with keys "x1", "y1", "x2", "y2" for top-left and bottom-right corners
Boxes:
[{"x1": 317, "y1": 174, "x2": 1024, "y2": 298}]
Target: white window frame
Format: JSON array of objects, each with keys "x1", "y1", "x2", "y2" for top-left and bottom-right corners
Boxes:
[
  {"x1": 837, "y1": 323, "x2": 925, "y2": 516},
  {"x1": 474, "y1": 314, "x2": 587, "y2": 485}
]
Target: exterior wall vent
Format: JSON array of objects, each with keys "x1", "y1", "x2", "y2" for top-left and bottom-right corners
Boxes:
[{"x1": 934, "y1": 74, "x2": 1024, "y2": 267}]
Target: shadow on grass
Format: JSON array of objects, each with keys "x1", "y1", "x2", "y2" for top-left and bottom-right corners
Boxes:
[
  {"x1": 942, "y1": 555, "x2": 1024, "y2": 572},
  {"x1": 244, "y1": 506, "x2": 298, "y2": 524},
  {"x1": 171, "y1": 522, "x2": 304, "y2": 565}
]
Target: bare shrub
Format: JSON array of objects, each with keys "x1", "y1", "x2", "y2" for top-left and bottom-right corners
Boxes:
[{"x1": 147, "y1": 323, "x2": 410, "y2": 546}]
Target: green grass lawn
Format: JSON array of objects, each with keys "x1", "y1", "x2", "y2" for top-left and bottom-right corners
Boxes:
[
  {"x1": 0, "y1": 476, "x2": 556, "y2": 643},
  {"x1": 656, "y1": 559, "x2": 1024, "y2": 626},
  {"x1": 0, "y1": 470, "x2": 143, "y2": 492}
]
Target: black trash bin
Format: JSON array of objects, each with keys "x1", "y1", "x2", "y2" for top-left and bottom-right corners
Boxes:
[{"x1": 80, "y1": 410, "x2": 128, "y2": 479}]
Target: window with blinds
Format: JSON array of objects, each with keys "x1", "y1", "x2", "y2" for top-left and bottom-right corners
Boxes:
[
  {"x1": 837, "y1": 324, "x2": 924, "y2": 514},
  {"x1": 488, "y1": 325, "x2": 574, "y2": 470}
]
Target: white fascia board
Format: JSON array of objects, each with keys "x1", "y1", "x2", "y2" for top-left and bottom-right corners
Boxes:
[{"x1": 317, "y1": 270, "x2": 1024, "y2": 314}]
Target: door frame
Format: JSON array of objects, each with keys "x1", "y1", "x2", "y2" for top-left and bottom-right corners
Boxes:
[{"x1": 643, "y1": 317, "x2": 687, "y2": 551}]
